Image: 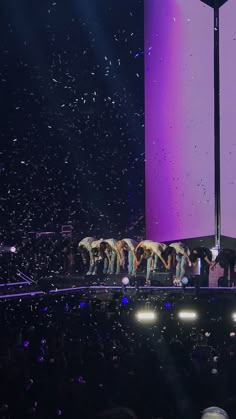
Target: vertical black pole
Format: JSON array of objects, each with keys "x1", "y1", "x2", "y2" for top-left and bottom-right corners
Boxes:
[{"x1": 214, "y1": 2, "x2": 221, "y2": 249}]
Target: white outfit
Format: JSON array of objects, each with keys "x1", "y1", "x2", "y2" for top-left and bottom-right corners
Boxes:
[
  {"x1": 101, "y1": 239, "x2": 119, "y2": 274},
  {"x1": 102, "y1": 239, "x2": 118, "y2": 251},
  {"x1": 170, "y1": 242, "x2": 190, "y2": 256},
  {"x1": 139, "y1": 240, "x2": 166, "y2": 256},
  {"x1": 79, "y1": 237, "x2": 96, "y2": 252},
  {"x1": 122, "y1": 239, "x2": 137, "y2": 275},
  {"x1": 91, "y1": 239, "x2": 104, "y2": 249},
  {"x1": 170, "y1": 242, "x2": 189, "y2": 279},
  {"x1": 79, "y1": 237, "x2": 97, "y2": 275},
  {"x1": 122, "y1": 238, "x2": 137, "y2": 252},
  {"x1": 137, "y1": 241, "x2": 167, "y2": 281}
]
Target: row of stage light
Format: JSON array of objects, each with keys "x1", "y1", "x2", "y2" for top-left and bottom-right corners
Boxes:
[
  {"x1": 135, "y1": 311, "x2": 236, "y2": 322},
  {"x1": 135, "y1": 310, "x2": 197, "y2": 322}
]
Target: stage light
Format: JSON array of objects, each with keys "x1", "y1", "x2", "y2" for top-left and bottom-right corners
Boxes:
[
  {"x1": 181, "y1": 277, "x2": 189, "y2": 285},
  {"x1": 121, "y1": 276, "x2": 129, "y2": 286},
  {"x1": 0, "y1": 245, "x2": 17, "y2": 253},
  {"x1": 232, "y1": 313, "x2": 236, "y2": 322},
  {"x1": 135, "y1": 311, "x2": 157, "y2": 322},
  {"x1": 120, "y1": 296, "x2": 129, "y2": 305},
  {"x1": 79, "y1": 301, "x2": 87, "y2": 308},
  {"x1": 178, "y1": 310, "x2": 198, "y2": 320},
  {"x1": 41, "y1": 306, "x2": 48, "y2": 313},
  {"x1": 164, "y1": 301, "x2": 172, "y2": 309}
]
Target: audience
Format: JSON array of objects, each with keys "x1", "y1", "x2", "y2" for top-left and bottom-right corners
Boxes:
[
  {"x1": 1, "y1": 238, "x2": 236, "y2": 418},
  {"x1": 0, "y1": 289, "x2": 235, "y2": 419}
]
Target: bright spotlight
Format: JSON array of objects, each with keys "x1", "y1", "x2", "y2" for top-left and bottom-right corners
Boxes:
[
  {"x1": 232, "y1": 313, "x2": 236, "y2": 322},
  {"x1": 121, "y1": 276, "x2": 129, "y2": 286},
  {"x1": 178, "y1": 310, "x2": 197, "y2": 320},
  {"x1": 135, "y1": 311, "x2": 157, "y2": 322},
  {"x1": 0, "y1": 245, "x2": 17, "y2": 253}
]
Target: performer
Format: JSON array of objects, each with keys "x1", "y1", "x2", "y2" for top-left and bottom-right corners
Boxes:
[
  {"x1": 211, "y1": 248, "x2": 236, "y2": 286},
  {"x1": 100, "y1": 239, "x2": 120, "y2": 274},
  {"x1": 62, "y1": 240, "x2": 77, "y2": 274},
  {"x1": 90, "y1": 239, "x2": 105, "y2": 275},
  {"x1": 135, "y1": 240, "x2": 167, "y2": 283},
  {"x1": 169, "y1": 242, "x2": 190, "y2": 283},
  {"x1": 161, "y1": 246, "x2": 176, "y2": 273},
  {"x1": 189, "y1": 247, "x2": 212, "y2": 286},
  {"x1": 78, "y1": 237, "x2": 96, "y2": 275},
  {"x1": 117, "y1": 239, "x2": 137, "y2": 275},
  {"x1": 89, "y1": 246, "x2": 107, "y2": 275}
]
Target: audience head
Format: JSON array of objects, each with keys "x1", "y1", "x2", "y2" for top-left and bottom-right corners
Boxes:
[{"x1": 201, "y1": 407, "x2": 229, "y2": 419}]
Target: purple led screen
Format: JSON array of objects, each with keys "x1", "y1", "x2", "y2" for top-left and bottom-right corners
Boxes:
[
  {"x1": 220, "y1": 0, "x2": 236, "y2": 238},
  {"x1": 145, "y1": 0, "x2": 215, "y2": 242}
]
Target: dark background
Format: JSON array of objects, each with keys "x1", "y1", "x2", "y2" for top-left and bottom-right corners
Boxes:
[{"x1": 0, "y1": 0, "x2": 144, "y2": 244}]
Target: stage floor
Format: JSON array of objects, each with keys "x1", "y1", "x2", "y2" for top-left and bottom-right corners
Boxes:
[{"x1": 0, "y1": 270, "x2": 235, "y2": 301}]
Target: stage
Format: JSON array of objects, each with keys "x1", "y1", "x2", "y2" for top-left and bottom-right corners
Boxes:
[{"x1": 0, "y1": 268, "x2": 235, "y2": 301}]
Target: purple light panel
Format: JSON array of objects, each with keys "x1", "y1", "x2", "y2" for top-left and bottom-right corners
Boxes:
[
  {"x1": 220, "y1": 0, "x2": 236, "y2": 238},
  {"x1": 145, "y1": 0, "x2": 215, "y2": 242}
]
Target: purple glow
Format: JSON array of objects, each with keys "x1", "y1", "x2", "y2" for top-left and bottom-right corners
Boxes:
[
  {"x1": 0, "y1": 291, "x2": 44, "y2": 299},
  {"x1": 0, "y1": 281, "x2": 31, "y2": 287},
  {"x1": 41, "y1": 306, "x2": 48, "y2": 313},
  {"x1": 17, "y1": 271, "x2": 34, "y2": 283},
  {"x1": 0, "y1": 285, "x2": 232, "y2": 301},
  {"x1": 23, "y1": 340, "x2": 29, "y2": 348},
  {"x1": 145, "y1": 0, "x2": 215, "y2": 241},
  {"x1": 220, "y1": 1, "x2": 236, "y2": 238},
  {"x1": 77, "y1": 376, "x2": 86, "y2": 384},
  {"x1": 49, "y1": 285, "x2": 125, "y2": 294}
]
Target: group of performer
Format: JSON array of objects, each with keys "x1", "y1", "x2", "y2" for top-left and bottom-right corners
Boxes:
[{"x1": 78, "y1": 237, "x2": 236, "y2": 286}]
